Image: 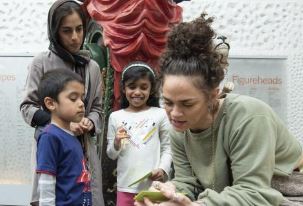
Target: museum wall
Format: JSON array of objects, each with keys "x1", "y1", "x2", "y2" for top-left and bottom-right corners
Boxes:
[{"x1": 0, "y1": 0, "x2": 302, "y2": 165}]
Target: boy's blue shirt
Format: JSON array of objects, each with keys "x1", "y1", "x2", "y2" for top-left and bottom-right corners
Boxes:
[{"x1": 36, "y1": 124, "x2": 92, "y2": 206}]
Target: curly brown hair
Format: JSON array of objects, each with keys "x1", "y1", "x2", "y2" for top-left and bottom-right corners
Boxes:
[{"x1": 160, "y1": 13, "x2": 225, "y2": 93}]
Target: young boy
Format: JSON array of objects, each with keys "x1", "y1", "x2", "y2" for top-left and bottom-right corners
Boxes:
[{"x1": 36, "y1": 69, "x2": 92, "y2": 206}]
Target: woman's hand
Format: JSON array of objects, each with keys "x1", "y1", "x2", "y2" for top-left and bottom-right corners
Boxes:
[
  {"x1": 70, "y1": 118, "x2": 94, "y2": 135},
  {"x1": 79, "y1": 117, "x2": 94, "y2": 133},
  {"x1": 135, "y1": 197, "x2": 199, "y2": 206},
  {"x1": 150, "y1": 169, "x2": 165, "y2": 181},
  {"x1": 70, "y1": 122, "x2": 84, "y2": 136},
  {"x1": 135, "y1": 181, "x2": 200, "y2": 206}
]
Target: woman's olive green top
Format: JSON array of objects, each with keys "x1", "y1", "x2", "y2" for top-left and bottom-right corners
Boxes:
[{"x1": 171, "y1": 94, "x2": 302, "y2": 206}]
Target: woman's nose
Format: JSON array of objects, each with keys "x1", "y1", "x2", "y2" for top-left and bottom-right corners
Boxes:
[
  {"x1": 170, "y1": 106, "x2": 183, "y2": 117},
  {"x1": 71, "y1": 30, "x2": 78, "y2": 40}
]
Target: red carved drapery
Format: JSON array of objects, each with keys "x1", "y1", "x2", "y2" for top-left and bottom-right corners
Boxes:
[{"x1": 85, "y1": 0, "x2": 182, "y2": 109}]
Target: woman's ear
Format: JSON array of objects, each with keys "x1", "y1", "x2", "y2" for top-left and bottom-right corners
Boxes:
[
  {"x1": 44, "y1": 97, "x2": 56, "y2": 111},
  {"x1": 208, "y1": 87, "x2": 220, "y2": 113},
  {"x1": 211, "y1": 87, "x2": 220, "y2": 100}
]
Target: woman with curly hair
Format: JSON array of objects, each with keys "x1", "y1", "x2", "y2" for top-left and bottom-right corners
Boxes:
[{"x1": 135, "y1": 14, "x2": 303, "y2": 206}]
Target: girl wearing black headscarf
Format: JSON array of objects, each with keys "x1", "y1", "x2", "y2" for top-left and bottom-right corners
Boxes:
[{"x1": 20, "y1": 0, "x2": 104, "y2": 205}]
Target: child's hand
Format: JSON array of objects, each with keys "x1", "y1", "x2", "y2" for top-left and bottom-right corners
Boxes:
[
  {"x1": 150, "y1": 168, "x2": 165, "y2": 181},
  {"x1": 70, "y1": 122, "x2": 84, "y2": 136},
  {"x1": 79, "y1": 118, "x2": 94, "y2": 133},
  {"x1": 114, "y1": 127, "x2": 130, "y2": 150}
]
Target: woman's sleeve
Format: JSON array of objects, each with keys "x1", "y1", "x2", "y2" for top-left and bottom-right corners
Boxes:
[
  {"x1": 198, "y1": 115, "x2": 283, "y2": 206},
  {"x1": 171, "y1": 130, "x2": 203, "y2": 201},
  {"x1": 86, "y1": 61, "x2": 103, "y2": 135},
  {"x1": 158, "y1": 111, "x2": 172, "y2": 178},
  {"x1": 106, "y1": 114, "x2": 121, "y2": 160},
  {"x1": 20, "y1": 55, "x2": 50, "y2": 127}
]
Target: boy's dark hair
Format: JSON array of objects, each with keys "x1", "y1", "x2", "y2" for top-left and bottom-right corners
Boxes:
[
  {"x1": 120, "y1": 62, "x2": 160, "y2": 109},
  {"x1": 38, "y1": 69, "x2": 84, "y2": 112}
]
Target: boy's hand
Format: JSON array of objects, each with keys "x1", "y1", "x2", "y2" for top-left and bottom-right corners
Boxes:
[
  {"x1": 150, "y1": 169, "x2": 165, "y2": 181},
  {"x1": 114, "y1": 127, "x2": 129, "y2": 150},
  {"x1": 79, "y1": 118, "x2": 94, "y2": 133}
]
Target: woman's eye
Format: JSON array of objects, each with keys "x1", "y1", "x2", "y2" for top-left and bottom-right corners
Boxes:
[
  {"x1": 183, "y1": 104, "x2": 193, "y2": 108},
  {"x1": 62, "y1": 29, "x2": 71, "y2": 34},
  {"x1": 76, "y1": 26, "x2": 83, "y2": 32},
  {"x1": 164, "y1": 101, "x2": 173, "y2": 106}
]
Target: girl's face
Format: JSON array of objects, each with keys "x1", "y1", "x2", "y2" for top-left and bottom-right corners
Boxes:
[
  {"x1": 162, "y1": 75, "x2": 213, "y2": 132},
  {"x1": 124, "y1": 76, "x2": 152, "y2": 112},
  {"x1": 48, "y1": 81, "x2": 85, "y2": 130},
  {"x1": 58, "y1": 11, "x2": 83, "y2": 54}
]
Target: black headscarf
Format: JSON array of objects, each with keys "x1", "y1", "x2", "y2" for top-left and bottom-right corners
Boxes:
[{"x1": 47, "y1": 0, "x2": 88, "y2": 80}]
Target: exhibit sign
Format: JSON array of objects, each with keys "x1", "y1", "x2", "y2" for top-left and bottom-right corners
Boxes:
[
  {"x1": 0, "y1": 54, "x2": 34, "y2": 205},
  {"x1": 226, "y1": 57, "x2": 287, "y2": 121}
]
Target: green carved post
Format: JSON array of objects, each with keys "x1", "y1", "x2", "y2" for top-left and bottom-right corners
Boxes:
[{"x1": 84, "y1": 20, "x2": 117, "y2": 205}]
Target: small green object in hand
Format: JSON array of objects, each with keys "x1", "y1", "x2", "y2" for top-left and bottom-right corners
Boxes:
[
  {"x1": 134, "y1": 191, "x2": 169, "y2": 203},
  {"x1": 128, "y1": 172, "x2": 152, "y2": 187}
]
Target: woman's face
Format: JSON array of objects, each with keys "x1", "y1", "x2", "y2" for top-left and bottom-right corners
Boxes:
[
  {"x1": 58, "y1": 11, "x2": 83, "y2": 54},
  {"x1": 162, "y1": 75, "x2": 212, "y2": 132}
]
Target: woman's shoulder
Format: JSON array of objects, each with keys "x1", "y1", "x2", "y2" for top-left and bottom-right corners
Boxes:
[
  {"x1": 79, "y1": 50, "x2": 98, "y2": 69},
  {"x1": 222, "y1": 93, "x2": 282, "y2": 131},
  {"x1": 31, "y1": 51, "x2": 51, "y2": 64},
  {"x1": 28, "y1": 51, "x2": 51, "y2": 74},
  {"x1": 78, "y1": 50, "x2": 101, "y2": 66},
  {"x1": 225, "y1": 93, "x2": 274, "y2": 116},
  {"x1": 31, "y1": 51, "x2": 64, "y2": 67},
  {"x1": 88, "y1": 58, "x2": 99, "y2": 68},
  {"x1": 86, "y1": 58, "x2": 101, "y2": 77}
]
